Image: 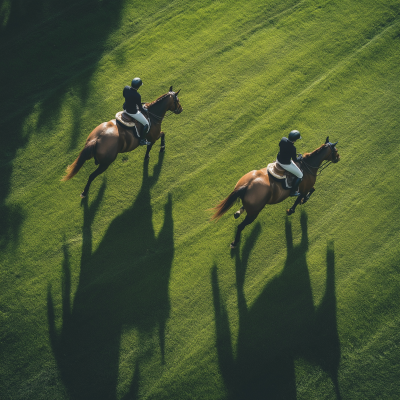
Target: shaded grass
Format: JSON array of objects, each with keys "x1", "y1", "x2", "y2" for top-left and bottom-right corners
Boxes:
[{"x1": 1, "y1": 0, "x2": 400, "y2": 399}]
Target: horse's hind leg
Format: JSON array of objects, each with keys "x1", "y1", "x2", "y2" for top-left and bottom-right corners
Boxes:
[
  {"x1": 234, "y1": 206, "x2": 245, "y2": 219},
  {"x1": 81, "y1": 164, "x2": 109, "y2": 198},
  {"x1": 231, "y1": 213, "x2": 258, "y2": 249}
]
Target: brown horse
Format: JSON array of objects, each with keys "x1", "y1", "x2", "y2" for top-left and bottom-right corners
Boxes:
[
  {"x1": 62, "y1": 86, "x2": 182, "y2": 197},
  {"x1": 211, "y1": 137, "x2": 340, "y2": 248}
]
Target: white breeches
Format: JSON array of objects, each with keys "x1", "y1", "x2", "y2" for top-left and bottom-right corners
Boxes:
[
  {"x1": 277, "y1": 160, "x2": 303, "y2": 178},
  {"x1": 125, "y1": 110, "x2": 148, "y2": 126}
]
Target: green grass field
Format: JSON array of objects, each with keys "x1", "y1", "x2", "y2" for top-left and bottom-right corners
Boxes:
[{"x1": 1, "y1": 0, "x2": 400, "y2": 398}]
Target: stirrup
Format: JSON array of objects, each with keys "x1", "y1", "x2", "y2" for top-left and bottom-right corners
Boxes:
[
  {"x1": 290, "y1": 191, "x2": 301, "y2": 197},
  {"x1": 139, "y1": 138, "x2": 151, "y2": 146}
]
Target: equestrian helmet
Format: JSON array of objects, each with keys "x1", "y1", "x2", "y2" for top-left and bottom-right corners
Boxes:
[
  {"x1": 288, "y1": 130, "x2": 301, "y2": 141},
  {"x1": 131, "y1": 77, "x2": 143, "y2": 89}
]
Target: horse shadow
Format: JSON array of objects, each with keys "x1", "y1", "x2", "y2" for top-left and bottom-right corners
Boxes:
[
  {"x1": 211, "y1": 212, "x2": 341, "y2": 399},
  {"x1": 47, "y1": 154, "x2": 174, "y2": 400},
  {"x1": 0, "y1": 0, "x2": 131, "y2": 252}
]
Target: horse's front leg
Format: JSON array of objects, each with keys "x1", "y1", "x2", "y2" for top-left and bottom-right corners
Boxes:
[
  {"x1": 286, "y1": 195, "x2": 304, "y2": 215},
  {"x1": 160, "y1": 132, "x2": 165, "y2": 153},
  {"x1": 145, "y1": 143, "x2": 153, "y2": 160},
  {"x1": 301, "y1": 187, "x2": 315, "y2": 205},
  {"x1": 144, "y1": 131, "x2": 165, "y2": 160}
]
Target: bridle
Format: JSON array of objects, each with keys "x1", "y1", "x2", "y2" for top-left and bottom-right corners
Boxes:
[
  {"x1": 146, "y1": 92, "x2": 181, "y2": 124},
  {"x1": 300, "y1": 142, "x2": 339, "y2": 177}
]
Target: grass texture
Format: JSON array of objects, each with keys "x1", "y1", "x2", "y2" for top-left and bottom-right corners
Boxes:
[{"x1": 1, "y1": 0, "x2": 400, "y2": 399}]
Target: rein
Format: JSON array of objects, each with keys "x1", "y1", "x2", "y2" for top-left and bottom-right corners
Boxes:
[
  {"x1": 147, "y1": 110, "x2": 175, "y2": 123},
  {"x1": 145, "y1": 93, "x2": 179, "y2": 124},
  {"x1": 302, "y1": 160, "x2": 333, "y2": 177},
  {"x1": 300, "y1": 143, "x2": 337, "y2": 177}
]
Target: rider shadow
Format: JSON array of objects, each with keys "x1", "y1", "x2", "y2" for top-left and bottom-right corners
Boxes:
[
  {"x1": 48, "y1": 153, "x2": 174, "y2": 400},
  {"x1": 1, "y1": 0, "x2": 128, "y2": 150},
  {"x1": 212, "y1": 212, "x2": 341, "y2": 400},
  {"x1": 0, "y1": 0, "x2": 129, "y2": 251}
]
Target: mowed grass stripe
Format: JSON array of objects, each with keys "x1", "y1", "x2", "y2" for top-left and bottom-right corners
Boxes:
[
  {"x1": 1, "y1": 0, "x2": 400, "y2": 399},
  {"x1": 151, "y1": 20, "x2": 400, "y2": 249}
]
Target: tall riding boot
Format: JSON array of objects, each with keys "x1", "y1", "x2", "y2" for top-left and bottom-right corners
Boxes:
[
  {"x1": 290, "y1": 177, "x2": 302, "y2": 197},
  {"x1": 139, "y1": 124, "x2": 150, "y2": 146}
]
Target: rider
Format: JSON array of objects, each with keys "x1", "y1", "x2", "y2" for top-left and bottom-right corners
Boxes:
[
  {"x1": 123, "y1": 77, "x2": 150, "y2": 146},
  {"x1": 276, "y1": 130, "x2": 303, "y2": 196}
]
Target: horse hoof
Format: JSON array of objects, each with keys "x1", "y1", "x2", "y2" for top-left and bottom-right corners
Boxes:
[
  {"x1": 160, "y1": 146, "x2": 165, "y2": 153},
  {"x1": 234, "y1": 212, "x2": 240, "y2": 219},
  {"x1": 80, "y1": 193, "x2": 86, "y2": 199},
  {"x1": 286, "y1": 209, "x2": 293, "y2": 215},
  {"x1": 230, "y1": 242, "x2": 236, "y2": 249}
]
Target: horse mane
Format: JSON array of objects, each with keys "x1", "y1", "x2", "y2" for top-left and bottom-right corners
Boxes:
[
  {"x1": 302, "y1": 143, "x2": 327, "y2": 158},
  {"x1": 145, "y1": 92, "x2": 171, "y2": 107}
]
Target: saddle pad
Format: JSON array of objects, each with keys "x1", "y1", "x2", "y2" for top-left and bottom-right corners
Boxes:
[
  {"x1": 267, "y1": 162, "x2": 287, "y2": 180},
  {"x1": 115, "y1": 111, "x2": 136, "y2": 127}
]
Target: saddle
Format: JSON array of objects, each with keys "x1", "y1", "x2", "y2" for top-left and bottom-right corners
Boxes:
[
  {"x1": 267, "y1": 161, "x2": 299, "y2": 190},
  {"x1": 115, "y1": 111, "x2": 138, "y2": 128},
  {"x1": 115, "y1": 110, "x2": 151, "y2": 127},
  {"x1": 115, "y1": 111, "x2": 151, "y2": 141}
]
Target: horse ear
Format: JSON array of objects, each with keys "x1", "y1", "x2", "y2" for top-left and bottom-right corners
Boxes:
[
  {"x1": 169, "y1": 86, "x2": 173, "y2": 92},
  {"x1": 325, "y1": 136, "x2": 329, "y2": 143},
  {"x1": 175, "y1": 89, "x2": 181, "y2": 96},
  {"x1": 332, "y1": 141, "x2": 338, "y2": 146}
]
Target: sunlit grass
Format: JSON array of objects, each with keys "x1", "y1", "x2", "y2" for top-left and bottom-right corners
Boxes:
[{"x1": 1, "y1": 0, "x2": 400, "y2": 399}]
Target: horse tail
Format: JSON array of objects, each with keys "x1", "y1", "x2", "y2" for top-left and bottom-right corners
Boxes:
[
  {"x1": 62, "y1": 140, "x2": 96, "y2": 181},
  {"x1": 211, "y1": 185, "x2": 248, "y2": 220}
]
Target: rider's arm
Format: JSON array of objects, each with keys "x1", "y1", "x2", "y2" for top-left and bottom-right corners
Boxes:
[
  {"x1": 136, "y1": 92, "x2": 145, "y2": 113},
  {"x1": 291, "y1": 144, "x2": 297, "y2": 162},
  {"x1": 123, "y1": 86, "x2": 131, "y2": 99}
]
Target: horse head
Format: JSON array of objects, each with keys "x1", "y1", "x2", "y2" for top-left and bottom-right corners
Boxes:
[
  {"x1": 168, "y1": 86, "x2": 183, "y2": 114},
  {"x1": 325, "y1": 137, "x2": 340, "y2": 163}
]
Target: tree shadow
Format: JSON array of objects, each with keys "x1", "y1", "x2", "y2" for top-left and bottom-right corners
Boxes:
[
  {"x1": 0, "y1": 0, "x2": 128, "y2": 251},
  {"x1": 47, "y1": 153, "x2": 174, "y2": 399},
  {"x1": 212, "y1": 212, "x2": 341, "y2": 399}
]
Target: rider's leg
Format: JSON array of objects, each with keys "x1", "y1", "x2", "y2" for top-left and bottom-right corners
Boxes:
[
  {"x1": 124, "y1": 110, "x2": 150, "y2": 146},
  {"x1": 290, "y1": 177, "x2": 302, "y2": 196},
  {"x1": 139, "y1": 124, "x2": 150, "y2": 146},
  {"x1": 277, "y1": 160, "x2": 303, "y2": 196}
]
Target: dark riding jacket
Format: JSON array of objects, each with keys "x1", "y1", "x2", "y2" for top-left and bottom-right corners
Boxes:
[
  {"x1": 123, "y1": 86, "x2": 144, "y2": 114},
  {"x1": 277, "y1": 137, "x2": 297, "y2": 164}
]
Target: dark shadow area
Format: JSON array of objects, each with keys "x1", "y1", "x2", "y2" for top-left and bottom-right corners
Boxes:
[
  {"x1": 48, "y1": 154, "x2": 174, "y2": 399},
  {"x1": 0, "y1": 0, "x2": 128, "y2": 250},
  {"x1": 212, "y1": 212, "x2": 341, "y2": 400}
]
